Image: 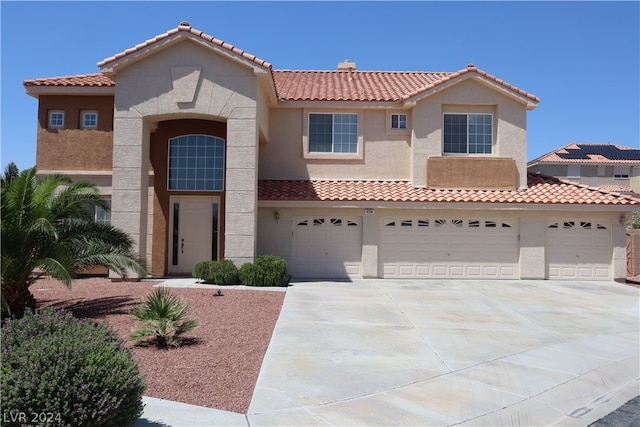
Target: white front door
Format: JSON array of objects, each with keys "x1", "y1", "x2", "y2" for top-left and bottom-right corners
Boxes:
[{"x1": 169, "y1": 196, "x2": 220, "y2": 275}]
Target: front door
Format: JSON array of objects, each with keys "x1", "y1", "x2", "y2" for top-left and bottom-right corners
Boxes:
[{"x1": 169, "y1": 196, "x2": 220, "y2": 275}]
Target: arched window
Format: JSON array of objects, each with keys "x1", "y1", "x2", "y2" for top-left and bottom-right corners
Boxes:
[{"x1": 168, "y1": 135, "x2": 225, "y2": 191}]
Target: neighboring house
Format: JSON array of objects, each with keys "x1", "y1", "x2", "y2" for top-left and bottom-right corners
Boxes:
[
  {"x1": 23, "y1": 23, "x2": 638, "y2": 282},
  {"x1": 528, "y1": 143, "x2": 640, "y2": 196}
]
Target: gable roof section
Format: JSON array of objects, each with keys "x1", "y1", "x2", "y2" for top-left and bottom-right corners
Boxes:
[
  {"x1": 23, "y1": 22, "x2": 538, "y2": 106},
  {"x1": 258, "y1": 173, "x2": 638, "y2": 206},
  {"x1": 98, "y1": 23, "x2": 272, "y2": 75},
  {"x1": 529, "y1": 143, "x2": 640, "y2": 165},
  {"x1": 273, "y1": 64, "x2": 539, "y2": 106}
]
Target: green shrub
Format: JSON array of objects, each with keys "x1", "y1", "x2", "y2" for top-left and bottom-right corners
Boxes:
[
  {"x1": 130, "y1": 287, "x2": 197, "y2": 347},
  {"x1": 239, "y1": 255, "x2": 288, "y2": 287},
  {"x1": 192, "y1": 259, "x2": 240, "y2": 284},
  {"x1": 239, "y1": 262, "x2": 261, "y2": 286},
  {"x1": 213, "y1": 259, "x2": 240, "y2": 284},
  {"x1": 1, "y1": 308, "x2": 145, "y2": 427},
  {"x1": 192, "y1": 260, "x2": 215, "y2": 283}
]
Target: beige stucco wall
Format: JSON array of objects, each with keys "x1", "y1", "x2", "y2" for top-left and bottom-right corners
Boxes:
[
  {"x1": 259, "y1": 108, "x2": 411, "y2": 180},
  {"x1": 108, "y1": 38, "x2": 262, "y2": 272},
  {"x1": 412, "y1": 78, "x2": 529, "y2": 189}
]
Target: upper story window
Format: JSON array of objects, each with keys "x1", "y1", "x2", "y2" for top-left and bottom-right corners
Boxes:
[
  {"x1": 48, "y1": 111, "x2": 64, "y2": 129},
  {"x1": 391, "y1": 114, "x2": 407, "y2": 130},
  {"x1": 168, "y1": 135, "x2": 225, "y2": 191},
  {"x1": 443, "y1": 113, "x2": 493, "y2": 154},
  {"x1": 309, "y1": 113, "x2": 358, "y2": 153},
  {"x1": 82, "y1": 111, "x2": 98, "y2": 129},
  {"x1": 614, "y1": 166, "x2": 630, "y2": 179}
]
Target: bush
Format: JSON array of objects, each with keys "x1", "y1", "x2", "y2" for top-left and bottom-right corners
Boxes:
[
  {"x1": 130, "y1": 287, "x2": 197, "y2": 347},
  {"x1": 1, "y1": 308, "x2": 145, "y2": 427},
  {"x1": 239, "y1": 255, "x2": 288, "y2": 287},
  {"x1": 192, "y1": 259, "x2": 240, "y2": 284}
]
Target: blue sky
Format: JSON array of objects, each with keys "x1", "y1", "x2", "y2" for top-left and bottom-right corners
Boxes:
[{"x1": 2, "y1": 1, "x2": 639, "y2": 171}]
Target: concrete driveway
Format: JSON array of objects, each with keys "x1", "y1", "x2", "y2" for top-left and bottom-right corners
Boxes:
[{"x1": 247, "y1": 279, "x2": 639, "y2": 426}]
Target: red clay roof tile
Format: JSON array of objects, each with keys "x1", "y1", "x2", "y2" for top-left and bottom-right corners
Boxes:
[
  {"x1": 23, "y1": 73, "x2": 114, "y2": 87},
  {"x1": 24, "y1": 26, "x2": 539, "y2": 104},
  {"x1": 258, "y1": 173, "x2": 639, "y2": 205},
  {"x1": 97, "y1": 23, "x2": 272, "y2": 70}
]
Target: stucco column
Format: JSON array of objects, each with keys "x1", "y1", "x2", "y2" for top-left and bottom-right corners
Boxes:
[
  {"x1": 110, "y1": 117, "x2": 149, "y2": 279},
  {"x1": 361, "y1": 210, "x2": 379, "y2": 278},
  {"x1": 519, "y1": 212, "x2": 546, "y2": 279},
  {"x1": 225, "y1": 115, "x2": 258, "y2": 266},
  {"x1": 611, "y1": 219, "x2": 628, "y2": 280}
]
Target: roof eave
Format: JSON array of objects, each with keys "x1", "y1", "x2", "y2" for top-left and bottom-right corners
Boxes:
[
  {"x1": 403, "y1": 72, "x2": 539, "y2": 110},
  {"x1": 23, "y1": 85, "x2": 115, "y2": 99},
  {"x1": 99, "y1": 27, "x2": 272, "y2": 79}
]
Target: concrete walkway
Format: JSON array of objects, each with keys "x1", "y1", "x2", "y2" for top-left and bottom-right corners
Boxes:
[{"x1": 136, "y1": 279, "x2": 639, "y2": 426}]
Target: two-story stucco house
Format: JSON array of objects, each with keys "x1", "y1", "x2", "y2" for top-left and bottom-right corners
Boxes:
[
  {"x1": 528, "y1": 143, "x2": 640, "y2": 196},
  {"x1": 23, "y1": 23, "x2": 638, "y2": 282}
]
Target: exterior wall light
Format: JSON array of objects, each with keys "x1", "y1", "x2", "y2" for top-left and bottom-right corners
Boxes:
[{"x1": 274, "y1": 210, "x2": 280, "y2": 223}]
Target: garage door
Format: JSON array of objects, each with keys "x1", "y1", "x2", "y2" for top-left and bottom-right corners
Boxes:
[
  {"x1": 545, "y1": 220, "x2": 611, "y2": 280},
  {"x1": 292, "y1": 216, "x2": 362, "y2": 278},
  {"x1": 381, "y1": 217, "x2": 519, "y2": 279}
]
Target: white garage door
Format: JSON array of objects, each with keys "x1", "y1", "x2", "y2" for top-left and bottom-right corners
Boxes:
[
  {"x1": 381, "y1": 217, "x2": 519, "y2": 279},
  {"x1": 545, "y1": 220, "x2": 611, "y2": 280},
  {"x1": 292, "y1": 216, "x2": 362, "y2": 278}
]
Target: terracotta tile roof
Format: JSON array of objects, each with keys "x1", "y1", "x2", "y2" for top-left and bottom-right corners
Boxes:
[
  {"x1": 23, "y1": 23, "x2": 538, "y2": 104},
  {"x1": 529, "y1": 143, "x2": 640, "y2": 165},
  {"x1": 97, "y1": 23, "x2": 272, "y2": 70},
  {"x1": 258, "y1": 173, "x2": 639, "y2": 205},
  {"x1": 272, "y1": 64, "x2": 539, "y2": 103},
  {"x1": 23, "y1": 73, "x2": 114, "y2": 87}
]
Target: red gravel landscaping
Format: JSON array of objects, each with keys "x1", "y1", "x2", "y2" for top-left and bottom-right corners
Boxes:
[{"x1": 31, "y1": 277, "x2": 285, "y2": 414}]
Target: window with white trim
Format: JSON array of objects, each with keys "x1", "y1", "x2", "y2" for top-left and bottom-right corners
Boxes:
[
  {"x1": 391, "y1": 113, "x2": 407, "y2": 130},
  {"x1": 308, "y1": 113, "x2": 358, "y2": 153},
  {"x1": 443, "y1": 113, "x2": 493, "y2": 154},
  {"x1": 48, "y1": 111, "x2": 64, "y2": 129},
  {"x1": 82, "y1": 111, "x2": 98, "y2": 129}
]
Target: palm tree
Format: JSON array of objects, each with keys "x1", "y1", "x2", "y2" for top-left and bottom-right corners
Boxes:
[{"x1": 1, "y1": 165, "x2": 147, "y2": 318}]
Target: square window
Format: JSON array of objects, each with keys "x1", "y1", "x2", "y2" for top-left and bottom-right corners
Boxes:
[
  {"x1": 443, "y1": 113, "x2": 492, "y2": 154},
  {"x1": 82, "y1": 112, "x2": 98, "y2": 129},
  {"x1": 309, "y1": 113, "x2": 358, "y2": 154},
  {"x1": 48, "y1": 111, "x2": 64, "y2": 129},
  {"x1": 391, "y1": 114, "x2": 407, "y2": 129}
]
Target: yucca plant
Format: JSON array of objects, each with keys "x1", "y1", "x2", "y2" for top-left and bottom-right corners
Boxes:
[{"x1": 130, "y1": 287, "x2": 197, "y2": 347}]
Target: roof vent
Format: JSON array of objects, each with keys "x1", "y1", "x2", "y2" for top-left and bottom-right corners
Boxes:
[
  {"x1": 179, "y1": 21, "x2": 191, "y2": 27},
  {"x1": 338, "y1": 59, "x2": 356, "y2": 70},
  {"x1": 467, "y1": 63, "x2": 476, "y2": 68}
]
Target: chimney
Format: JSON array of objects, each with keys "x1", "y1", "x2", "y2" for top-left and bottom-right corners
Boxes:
[{"x1": 338, "y1": 59, "x2": 356, "y2": 70}]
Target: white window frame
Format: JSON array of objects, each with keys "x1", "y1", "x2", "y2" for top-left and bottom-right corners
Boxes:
[
  {"x1": 614, "y1": 166, "x2": 630, "y2": 179},
  {"x1": 48, "y1": 111, "x2": 64, "y2": 129},
  {"x1": 442, "y1": 113, "x2": 493, "y2": 155},
  {"x1": 391, "y1": 113, "x2": 407, "y2": 130},
  {"x1": 81, "y1": 111, "x2": 98, "y2": 129},
  {"x1": 303, "y1": 110, "x2": 363, "y2": 160}
]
